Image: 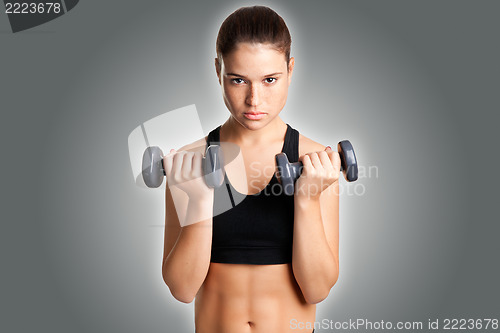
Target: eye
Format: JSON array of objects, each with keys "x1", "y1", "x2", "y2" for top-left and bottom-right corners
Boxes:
[
  {"x1": 264, "y1": 77, "x2": 277, "y2": 84},
  {"x1": 231, "y1": 78, "x2": 245, "y2": 85}
]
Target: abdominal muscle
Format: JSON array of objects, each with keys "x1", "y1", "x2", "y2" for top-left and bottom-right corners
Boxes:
[{"x1": 194, "y1": 263, "x2": 316, "y2": 333}]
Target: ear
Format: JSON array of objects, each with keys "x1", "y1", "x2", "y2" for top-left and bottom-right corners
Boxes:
[
  {"x1": 215, "y1": 58, "x2": 221, "y2": 85},
  {"x1": 287, "y1": 57, "x2": 295, "y2": 86}
]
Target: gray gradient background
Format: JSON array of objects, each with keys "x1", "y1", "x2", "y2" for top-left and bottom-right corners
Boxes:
[{"x1": 1, "y1": 0, "x2": 499, "y2": 332}]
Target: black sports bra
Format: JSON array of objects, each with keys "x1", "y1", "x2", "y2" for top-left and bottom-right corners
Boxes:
[{"x1": 206, "y1": 124, "x2": 299, "y2": 265}]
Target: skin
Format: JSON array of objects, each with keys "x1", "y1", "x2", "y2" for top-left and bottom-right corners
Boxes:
[{"x1": 162, "y1": 42, "x2": 340, "y2": 333}]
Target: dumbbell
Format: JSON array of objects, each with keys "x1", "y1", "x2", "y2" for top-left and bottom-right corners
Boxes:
[
  {"x1": 275, "y1": 140, "x2": 358, "y2": 196},
  {"x1": 142, "y1": 145, "x2": 225, "y2": 188}
]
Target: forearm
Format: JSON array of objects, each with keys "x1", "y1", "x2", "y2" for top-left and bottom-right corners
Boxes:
[
  {"x1": 162, "y1": 200, "x2": 213, "y2": 303},
  {"x1": 292, "y1": 196, "x2": 339, "y2": 304}
]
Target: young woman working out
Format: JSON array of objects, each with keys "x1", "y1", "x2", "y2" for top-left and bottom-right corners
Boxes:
[{"x1": 162, "y1": 6, "x2": 340, "y2": 333}]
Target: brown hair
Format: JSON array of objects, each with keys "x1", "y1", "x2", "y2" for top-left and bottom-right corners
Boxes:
[{"x1": 216, "y1": 6, "x2": 292, "y2": 70}]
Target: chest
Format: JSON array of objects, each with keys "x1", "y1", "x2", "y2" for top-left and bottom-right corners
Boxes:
[{"x1": 224, "y1": 143, "x2": 281, "y2": 196}]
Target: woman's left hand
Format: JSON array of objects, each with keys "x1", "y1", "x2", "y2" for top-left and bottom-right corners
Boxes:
[{"x1": 295, "y1": 147, "x2": 341, "y2": 200}]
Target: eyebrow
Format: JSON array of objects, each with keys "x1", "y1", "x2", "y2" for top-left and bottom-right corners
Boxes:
[{"x1": 225, "y1": 72, "x2": 283, "y2": 78}]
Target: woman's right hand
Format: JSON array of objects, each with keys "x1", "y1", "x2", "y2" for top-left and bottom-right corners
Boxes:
[{"x1": 163, "y1": 149, "x2": 214, "y2": 204}]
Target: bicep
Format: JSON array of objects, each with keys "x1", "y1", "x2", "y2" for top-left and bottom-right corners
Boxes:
[{"x1": 320, "y1": 180, "x2": 340, "y2": 269}]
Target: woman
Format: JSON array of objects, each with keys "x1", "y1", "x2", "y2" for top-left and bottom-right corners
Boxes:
[{"x1": 162, "y1": 6, "x2": 340, "y2": 333}]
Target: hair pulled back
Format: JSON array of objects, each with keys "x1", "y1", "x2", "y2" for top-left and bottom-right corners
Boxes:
[{"x1": 216, "y1": 6, "x2": 291, "y2": 70}]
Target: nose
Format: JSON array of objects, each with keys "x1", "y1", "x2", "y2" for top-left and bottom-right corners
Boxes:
[{"x1": 245, "y1": 83, "x2": 261, "y2": 106}]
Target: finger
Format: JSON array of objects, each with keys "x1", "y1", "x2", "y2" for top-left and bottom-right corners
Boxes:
[
  {"x1": 192, "y1": 152, "x2": 203, "y2": 178},
  {"x1": 163, "y1": 149, "x2": 176, "y2": 176},
  {"x1": 299, "y1": 154, "x2": 313, "y2": 172},
  {"x1": 329, "y1": 151, "x2": 341, "y2": 171},
  {"x1": 318, "y1": 150, "x2": 333, "y2": 170},
  {"x1": 309, "y1": 152, "x2": 323, "y2": 170},
  {"x1": 171, "y1": 151, "x2": 185, "y2": 178},
  {"x1": 182, "y1": 152, "x2": 194, "y2": 178}
]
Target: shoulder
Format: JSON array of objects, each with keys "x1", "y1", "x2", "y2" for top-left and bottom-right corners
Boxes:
[
  {"x1": 298, "y1": 133, "x2": 326, "y2": 156},
  {"x1": 177, "y1": 136, "x2": 208, "y2": 154}
]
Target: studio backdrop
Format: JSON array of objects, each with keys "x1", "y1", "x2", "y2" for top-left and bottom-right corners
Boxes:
[{"x1": 1, "y1": 0, "x2": 499, "y2": 332}]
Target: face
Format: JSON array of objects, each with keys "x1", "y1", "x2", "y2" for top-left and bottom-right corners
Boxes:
[{"x1": 215, "y1": 42, "x2": 295, "y2": 131}]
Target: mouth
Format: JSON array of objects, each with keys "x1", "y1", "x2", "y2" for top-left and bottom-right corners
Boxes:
[{"x1": 243, "y1": 112, "x2": 267, "y2": 120}]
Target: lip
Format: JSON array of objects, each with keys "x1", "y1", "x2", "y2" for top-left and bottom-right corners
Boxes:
[{"x1": 244, "y1": 112, "x2": 266, "y2": 120}]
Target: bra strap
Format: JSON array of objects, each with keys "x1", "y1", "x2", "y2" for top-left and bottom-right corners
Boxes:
[
  {"x1": 206, "y1": 125, "x2": 236, "y2": 206},
  {"x1": 283, "y1": 124, "x2": 300, "y2": 163},
  {"x1": 206, "y1": 125, "x2": 222, "y2": 148}
]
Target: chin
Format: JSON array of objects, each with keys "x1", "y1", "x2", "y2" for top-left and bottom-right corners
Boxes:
[{"x1": 236, "y1": 115, "x2": 271, "y2": 130}]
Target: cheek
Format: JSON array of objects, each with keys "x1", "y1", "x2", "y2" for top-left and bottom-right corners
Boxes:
[
  {"x1": 268, "y1": 82, "x2": 289, "y2": 103},
  {"x1": 223, "y1": 84, "x2": 244, "y2": 103}
]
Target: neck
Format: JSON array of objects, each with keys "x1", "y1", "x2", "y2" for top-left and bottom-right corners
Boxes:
[{"x1": 221, "y1": 116, "x2": 287, "y2": 147}]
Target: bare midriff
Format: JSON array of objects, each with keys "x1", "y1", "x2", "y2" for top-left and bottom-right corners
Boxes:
[{"x1": 195, "y1": 263, "x2": 316, "y2": 333}]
